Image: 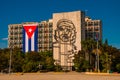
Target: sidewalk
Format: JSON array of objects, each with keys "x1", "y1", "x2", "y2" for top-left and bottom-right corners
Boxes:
[{"x1": 84, "y1": 72, "x2": 120, "y2": 76}]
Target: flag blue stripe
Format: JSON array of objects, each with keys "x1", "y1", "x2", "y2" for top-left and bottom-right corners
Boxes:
[
  {"x1": 35, "y1": 27, "x2": 38, "y2": 52},
  {"x1": 29, "y1": 38, "x2": 31, "y2": 52}
]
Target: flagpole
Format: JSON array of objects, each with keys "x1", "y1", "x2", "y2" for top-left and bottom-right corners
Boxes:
[
  {"x1": 9, "y1": 45, "x2": 12, "y2": 74},
  {"x1": 97, "y1": 40, "x2": 100, "y2": 72}
]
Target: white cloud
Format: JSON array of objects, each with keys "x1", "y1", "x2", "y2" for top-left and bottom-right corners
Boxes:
[{"x1": 2, "y1": 38, "x2": 8, "y2": 40}]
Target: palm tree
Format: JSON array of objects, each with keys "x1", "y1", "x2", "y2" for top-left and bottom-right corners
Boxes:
[
  {"x1": 92, "y1": 48, "x2": 101, "y2": 72},
  {"x1": 99, "y1": 40, "x2": 113, "y2": 73},
  {"x1": 82, "y1": 39, "x2": 96, "y2": 71}
]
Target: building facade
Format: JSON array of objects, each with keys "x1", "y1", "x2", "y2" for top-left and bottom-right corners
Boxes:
[
  {"x1": 85, "y1": 16, "x2": 102, "y2": 40},
  {"x1": 8, "y1": 21, "x2": 53, "y2": 52},
  {"x1": 38, "y1": 20, "x2": 53, "y2": 52},
  {"x1": 8, "y1": 23, "x2": 23, "y2": 49},
  {"x1": 8, "y1": 11, "x2": 102, "y2": 70},
  {"x1": 52, "y1": 11, "x2": 85, "y2": 70}
]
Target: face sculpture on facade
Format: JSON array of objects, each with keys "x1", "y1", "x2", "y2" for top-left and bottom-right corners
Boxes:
[
  {"x1": 54, "y1": 19, "x2": 77, "y2": 68},
  {"x1": 55, "y1": 19, "x2": 76, "y2": 44}
]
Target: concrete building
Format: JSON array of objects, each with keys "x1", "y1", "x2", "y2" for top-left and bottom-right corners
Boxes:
[
  {"x1": 8, "y1": 11, "x2": 102, "y2": 70},
  {"x1": 8, "y1": 23, "x2": 23, "y2": 49},
  {"x1": 52, "y1": 11, "x2": 85, "y2": 70},
  {"x1": 38, "y1": 20, "x2": 53, "y2": 52},
  {"x1": 85, "y1": 16, "x2": 102, "y2": 40},
  {"x1": 8, "y1": 21, "x2": 53, "y2": 52}
]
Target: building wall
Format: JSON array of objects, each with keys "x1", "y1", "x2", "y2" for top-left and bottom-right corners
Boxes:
[
  {"x1": 85, "y1": 17, "x2": 102, "y2": 40},
  {"x1": 38, "y1": 20, "x2": 53, "y2": 52},
  {"x1": 8, "y1": 21, "x2": 53, "y2": 52},
  {"x1": 8, "y1": 24, "x2": 23, "y2": 49},
  {"x1": 8, "y1": 11, "x2": 102, "y2": 70},
  {"x1": 52, "y1": 11, "x2": 85, "y2": 69}
]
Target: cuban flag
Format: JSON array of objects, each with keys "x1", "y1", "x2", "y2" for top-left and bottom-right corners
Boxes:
[
  {"x1": 95, "y1": 32, "x2": 99, "y2": 41},
  {"x1": 23, "y1": 24, "x2": 38, "y2": 53}
]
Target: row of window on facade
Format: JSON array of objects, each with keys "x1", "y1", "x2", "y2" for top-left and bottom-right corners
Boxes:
[
  {"x1": 38, "y1": 33, "x2": 52, "y2": 37},
  {"x1": 39, "y1": 23, "x2": 53, "y2": 28},
  {"x1": 85, "y1": 21, "x2": 100, "y2": 26},
  {"x1": 9, "y1": 43, "x2": 53, "y2": 49},
  {"x1": 10, "y1": 32, "x2": 22, "y2": 35},
  {"x1": 9, "y1": 38, "x2": 52, "y2": 42},
  {"x1": 38, "y1": 38, "x2": 52, "y2": 42},
  {"x1": 9, "y1": 26, "x2": 22, "y2": 30},
  {"x1": 85, "y1": 27, "x2": 100, "y2": 32},
  {"x1": 85, "y1": 32, "x2": 99, "y2": 38},
  {"x1": 9, "y1": 37, "x2": 22, "y2": 40},
  {"x1": 9, "y1": 29, "x2": 52, "y2": 34},
  {"x1": 38, "y1": 43, "x2": 52, "y2": 47},
  {"x1": 38, "y1": 49, "x2": 52, "y2": 52},
  {"x1": 38, "y1": 28, "x2": 52, "y2": 32},
  {"x1": 9, "y1": 22, "x2": 52, "y2": 29},
  {"x1": 9, "y1": 33, "x2": 52, "y2": 38},
  {"x1": 9, "y1": 41, "x2": 22, "y2": 44}
]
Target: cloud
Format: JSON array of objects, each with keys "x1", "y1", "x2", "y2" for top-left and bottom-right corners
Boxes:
[{"x1": 2, "y1": 38, "x2": 8, "y2": 40}]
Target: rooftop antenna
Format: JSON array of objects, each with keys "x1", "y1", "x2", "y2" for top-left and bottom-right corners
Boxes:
[{"x1": 85, "y1": 10, "x2": 88, "y2": 16}]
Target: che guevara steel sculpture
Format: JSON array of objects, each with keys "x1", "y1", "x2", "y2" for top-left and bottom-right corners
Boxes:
[{"x1": 54, "y1": 19, "x2": 77, "y2": 67}]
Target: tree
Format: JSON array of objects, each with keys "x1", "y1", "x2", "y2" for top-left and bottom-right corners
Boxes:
[
  {"x1": 45, "y1": 57, "x2": 55, "y2": 71},
  {"x1": 116, "y1": 64, "x2": 120, "y2": 73},
  {"x1": 22, "y1": 51, "x2": 55, "y2": 72},
  {"x1": 54, "y1": 64, "x2": 62, "y2": 72},
  {"x1": 111, "y1": 47, "x2": 120, "y2": 72},
  {"x1": 11, "y1": 48, "x2": 25, "y2": 72},
  {"x1": 82, "y1": 39, "x2": 98, "y2": 71},
  {"x1": 39, "y1": 51, "x2": 55, "y2": 71},
  {"x1": 92, "y1": 48, "x2": 101, "y2": 72},
  {"x1": 22, "y1": 61, "x2": 39, "y2": 72},
  {"x1": 0, "y1": 49, "x2": 9, "y2": 72},
  {"x1": 22, "y1": 51, "x2": 41, "y2": 72},
  {"x1": 73, "y1": 50, "x2": 89, "y2": 72},
  {"x1": 99, "y1": 41, "x2": 118, "y2": 73}
]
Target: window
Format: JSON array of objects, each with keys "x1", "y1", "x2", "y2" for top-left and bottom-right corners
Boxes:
[
  {"x1": 88, "y1": 22, "x2": 93, "y2": 26},
  {"x1": 49, "y1": 23, "x2": 53, "y2": 27},
  {"x1": 94, "y1": 28, "x2": 99, "y2": 31}
]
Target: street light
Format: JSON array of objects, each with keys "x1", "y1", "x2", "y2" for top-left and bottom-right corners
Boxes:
[
  {"x1": 97, "y1": 40, "x2": 100, "y2": 72},
  {"x1": 9, "y1": 44, "x2": 12, "y2": 74}
]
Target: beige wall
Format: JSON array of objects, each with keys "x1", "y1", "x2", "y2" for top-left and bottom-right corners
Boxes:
[{"x1": 53, "y1": 11, "x2": 85, "y2": 68}]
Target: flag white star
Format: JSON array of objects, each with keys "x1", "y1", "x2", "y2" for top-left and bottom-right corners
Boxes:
[{"x1": 29, "y1": 28, "x2": 32, "y2": 33}]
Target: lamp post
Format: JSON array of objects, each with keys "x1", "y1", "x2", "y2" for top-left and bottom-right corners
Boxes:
[
  {"x1": 9, "y1": 45, "x2": 12, "y2": 74},
  {"x1": 97, "y1": 40, "x2": 100, "y2": 72},
  {"x1": 95, "y1": 52, "x2": 97, "y2": 72}
]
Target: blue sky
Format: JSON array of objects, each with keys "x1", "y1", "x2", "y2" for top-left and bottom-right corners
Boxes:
[{"x1": 0, "y1": 0, "x2": 120, "y2": 49}]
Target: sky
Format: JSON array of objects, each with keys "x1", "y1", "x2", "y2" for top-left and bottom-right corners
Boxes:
[{"x1": 0, "y1": 0, "x2": 120, "y2": 49}]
